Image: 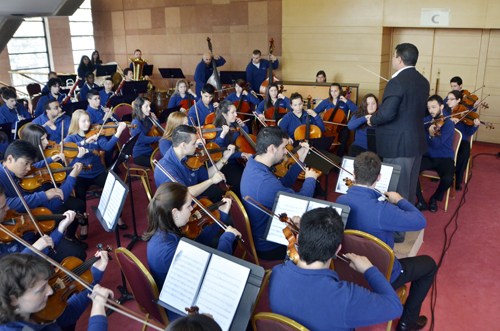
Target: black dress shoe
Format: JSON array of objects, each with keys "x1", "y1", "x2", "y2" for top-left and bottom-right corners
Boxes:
[
  {"x1": 396, "y1": 316, "x2": 428, "y2": 331},
  {"x1": 415, "y1": 201, "x2": 428, "y2": 211},
  {"x1": 455, "y1": 184, "x2": 462, "y2": 191},
  {"x1": 118, "y1": 223, "x2": 128, "y2": 230},
  {"x1": 429, "y1": 198, "x2": 438, "y2": 213}
]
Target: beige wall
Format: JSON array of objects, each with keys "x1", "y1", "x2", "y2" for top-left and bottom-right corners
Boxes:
[{"x1": 91, "y1": 0, "x2": 282, "y2": 90}]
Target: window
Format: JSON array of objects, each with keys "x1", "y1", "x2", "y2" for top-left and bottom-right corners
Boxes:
[
  {"x1": 69, "y1": 0, "x2": 95, "y2": 73},
  {"x1": 7, "y1": 17, "x2": 49, "y2": 94}
]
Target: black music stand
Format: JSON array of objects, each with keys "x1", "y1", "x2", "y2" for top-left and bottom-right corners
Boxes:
[
  {"x1": 61, "y1": 100, "x2": 89, "y2": 118},
  {"x1": 110, "y1": 134, "x2": 142, "y2": 251},
  {"x1": 122, "y1": 81, "x2": 148, "y2": 99},
  {"x1": 58, "y1": 74, "x2": 78, "y2": 87},
  {"x1": 158, "y1": 68, "x2": 185, "y2": 91},
  {"x1": 96, "y1": 64, "x2": 117, "y2": 77},
  {"x1": 220, "y1": 71, "x2": 246, "y2": 85},
  {"x1": 142, "y1": 65, "x2": 153, "y2": 77},
  {"x1": 159, "y1": 105, "x2": 182, "y2": 124}
]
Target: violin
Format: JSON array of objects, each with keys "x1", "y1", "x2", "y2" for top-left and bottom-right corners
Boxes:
[
  {"x1": 461, "y1": 88, "x2": 489, "y2": 108},
  {"x1": 264, "y1": 84, "x2": 288, "y2": 125},
  {"x1": 20, "y1": 163, "x2": 92, "y2": 191},
  {"x1": 85, "y1": 123, "x2": 137, "y2": 138},
  {"x1": 182, "y1": 198, "x2": 227, "y2": 239},
  {"x1": 44, "y1": 140, "x2": 104, "y2": 159},
  {"x1": 33, "y1": 244, "x2": 113, "y2": 324},
  {"x1": 278, "y1": 213, "x2": 300, "y2": 263},
  {"x1": 200, "y1": 124, "x2": 240, "y2": 140},
  {"x1": 294, "y1": 95, "x2": 322, "y2": 141},
  {"x1": 322, "y1": 87, "x2": 350, "y2": 153},
  {"x1": 428, "y1": 115, "x2": 447, "y2": 137},
  {"x1": 259, "y1": 38, "x2": 280, "y2": 94},
  {"x1": 184, "y1": 142, "x2": 236, "y2": 170},
  {"x1": 204, "y1": 111, "x2": 215, "y2": 125},
  {"x1": 451, "y1": 104, "x2": 494, "y2": 130},
  {"x1": 146, "y1": 116, "x2": 165, "y2": 149},
  {"x1": 0, "y1": 207, "x2": 56, "y2": 243},
  {"x1": 179, "y1": 81, "x2": 195, "y2": 110}
]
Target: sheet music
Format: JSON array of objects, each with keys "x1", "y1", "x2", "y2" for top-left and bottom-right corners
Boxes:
[
  {"x1": 195, "y1": 255, "x2": 250, "y2": 331},
  {"x1": 335, "y1": 158, "x2": 394, "y2": 194},
  {"x1": 97, "y1": 173, "x2": 115, "y2": 215},
  {"x1": 159, "y1": 240, "x2": 211, "y2": 313},
  {"x1": 102, "y1": 181, "x2": 126, "y2": 228},
  {"x1": 307, "y1": 201, "x2": 343, "y2": 217},
  {"x1": 265, "y1": 195, "x2": 309, "y2": 245}
]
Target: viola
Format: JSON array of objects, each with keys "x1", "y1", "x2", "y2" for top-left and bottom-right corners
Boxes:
[
  {"x1": 259, "y1": 38, "x2": 280, "y2": 94},
  {"x1": 264, "y1": 84, "x2": 288, "y2": 125},
  {"x1": 44, "y1": 140, "x2": 103, "y2": 159},
  {"x1": 294, "y1": 95, "x2": 322, "y2": 141},
  {"x1": 184, "y1": 142, "x2": 235, "y2": 170},
  {"x1": 33, "y1": 244, "x2": 113, "y2": 324},
  {"x1": 461, "y1": 88, "x2": 489, "y2": 108},
  {"x1": 146, "y1": 116, "x2": 165, "y2": 149},
  {"x1": 451, "y1": 104, "x2": 494, "y2": 130},
  {"x1": 85, "y1": 123, "x2": 137, "y2": 138},
  {"x1": 182, "y1": 198, "x2": 227, "y2": 239},
  {"x1": 428, "y1": 116, "x2": 447, "y2": 137},
  {"x1": 20, "y1": 163, "x2": 92, "y2": 191},
  {"x1": 201, "y1": 124, "x2": 239, "y2": 140},
  {"x1": 0, "y1": 208, "x2": 56, "y2": 243}
]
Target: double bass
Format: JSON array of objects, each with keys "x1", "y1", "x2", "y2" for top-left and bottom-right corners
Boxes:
[
  {"x1": 259, "y1": 38, "x2": 280, "y2": 94},
  {"x1": 206, "y1": 37, "x2": 230, "y2": 100}
]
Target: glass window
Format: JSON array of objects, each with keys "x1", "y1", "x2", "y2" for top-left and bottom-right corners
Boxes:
[
  {"x1": 70, "y1": 0, "x2": 95, "y2": 73},
  {"x1": 7, "y1": 17, "x2": 49, "y2": 94}
]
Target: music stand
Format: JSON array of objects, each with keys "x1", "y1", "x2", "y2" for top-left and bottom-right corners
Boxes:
[
  {"x1": 95, "y1": 64, "x2": 117, "y2": 77},
  {"x1": 159, "y1": 105, "x2": 182, "y2": 124},
  {"x1": 122, "y1": 81, "x2": 148, "y2": 99},
  {"x1": 220, "y1": 71, "x2": 246, "y2": 85},
  {"x1": 61, "y1": 100, "x2": 89, "y2": 118},
  {"x1": 58, "y1": 74, "x2": 77, "y2": 87},
  {"x1": 158, "y1": 68, "x2": 185, "y2": 91},
  {"x1": 142, "y1": 65, "x2": 153, "y2": 77},
  {"x1": 110, "y1": 134, "x2": 142, "y2": 251}
]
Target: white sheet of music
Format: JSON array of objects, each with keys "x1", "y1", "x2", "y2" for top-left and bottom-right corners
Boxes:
[
  {"x1": 159, "y1": 240, "x2": 211, "y2": 313},
  {"x1": 195, "y1": 255, "x2": 250, "y2": 331},
  {"x1": 265, "y1": 195, "x2": 309, "y2": 245},
  {"x1": 307, "y1": 201, "x2": 343, "y2": 217},
  {"x1": 97, "y1": 173, "x2": 114, "y2": 216},
  {"x1": 102, "y1": 181, "x2": 126, "y2": 228},
  {"x1": 335, "y1": 159, "x2": 394, "y2": 194},
  {"x1": 376, "y1": 165, "x2": 394, "y2": 193}
]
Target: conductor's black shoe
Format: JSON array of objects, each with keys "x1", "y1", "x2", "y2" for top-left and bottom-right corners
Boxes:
[
  {"x1": 118, "y1": 223, "x2": 128, "y2": 230},
  {"x1": 415, "y1": 201, "x2": 428, "y2": 211},
  {"x1": 396, "y1": 316, "x2": 428, "y2": 331},
  {"x1": 455, "y1": 184, "x2": 462, "y2": 191},
  {"x1": 429, "y1": 198, "x2": 438, "y2": 213}
]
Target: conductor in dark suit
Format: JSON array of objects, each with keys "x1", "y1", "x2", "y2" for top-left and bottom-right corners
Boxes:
[{"x1": 366, "y1": 43, "x2": 429, "y2": 242}]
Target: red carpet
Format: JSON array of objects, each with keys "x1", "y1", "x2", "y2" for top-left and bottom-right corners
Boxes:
[{"x1": 74, "y1": 142, "x2": 500, "y2": 331}]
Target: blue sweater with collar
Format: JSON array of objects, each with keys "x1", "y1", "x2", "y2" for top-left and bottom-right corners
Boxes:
[
  {"x1": 278, "y1": 111, "x2": 325, "y2": 143},
  {"x1": 224, "y1": 91, "x2": 261, "y2": 106},
  {"x1": 99, "y1": 89, "x2": 113, "y2": 107},
  {"x1": 159, "y1": 138, "x2": 172, "y2": 157},
  {"x1": 269, "y1": 262, "x2": 402, "y2": 331},
  {"x1": 255, "y1": 97, "x2": 291, "y2": 115},
  {"x1": 86, "y1": 105, "x2": 119, "y2": 125},
  {"x1": 214, "y1": 124, "x2": 249, "y2": 162},
  {"x1": 194, "y1": 57, "x2": 226, "y2": 97},
  {"x1": 240, "y1": 156, "x2": 316, "y2": 252},
  {"x1": 187, "y1": 99, "x2": 214, "y2": 126},
  {"x1": 0, "y1": 103, "x2": 31, "y2": 125},
  {"x1": 336, "y1": 186, "x2": 426, "y2": 282},
  {"x1": 314, "y1": 98, "x2": 357, "y2": 117},
  {"x1": 347, "y1": 113, "x2": 376, "y2": 150},
  {"x1": 78, "y1": 83, "x2": 99, "y2": 102},
  {"x1": 423, "y1": 115, "x2": 455, "y2": 159},
  {"x1": 32, "y1": 113, "x2": 71, "y2": 143},
  {"x1": 131, "y1": 118, "x2": 161, "y2": 158},
  {"x1": 167, "y1": 94, "x2": 188, "y2": 109},
  {"x1": 35, "y1": 93, "x2": 67, "y2": 118},
  {"x1": 245, "y1": 59, "x2": 279, "y2": 92}
]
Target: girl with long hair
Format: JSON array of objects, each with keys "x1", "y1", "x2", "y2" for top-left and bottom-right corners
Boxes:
[
  {"x1": 348, "y1": 93, "x2": 379, "y2": 157},
  {"x1": 159, "y1": 111, "x2": 188, "y2": 157},
  {"x1": 167, "y1": 80, "x2": 197, "y2": 112},
  {"x1": 255, "y1": 82, "x2": 291, "y2": 121},
  {"x1": 130, "y1": 96, "x2": 162, "y2": 167}
]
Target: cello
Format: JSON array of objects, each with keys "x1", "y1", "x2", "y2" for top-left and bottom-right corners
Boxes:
[
  {"x1": 146, "y1": 115, "x2": 165, "y2": 149},
  {"x1": 264, "y1": 84, "x2": 288, "y2": 126},
  {"x1": 179, "y1": 81, "x2": 195, "y2": 111},
  {"x1": 294, "y1": 95, "x2": 322, "y2": 142},
  {"x1": 234, "y1": 82, "x2": 252, "y2": 121},
  {"x1": 323, "y1": 86, "x2": 350, "y2": 152},
  {"x1": 259, "y1": 38, "x2": 280, "y2": 94}
]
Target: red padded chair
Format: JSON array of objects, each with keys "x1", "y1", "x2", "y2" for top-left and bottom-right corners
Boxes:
[
  {"x1": 150, "y1": 147, "x2": 162, "y2": 171},
  {"x1": 26, "y1": 83, "x2": 41, "y2": 97},
  {"x1": 113, "y1": 103, "x2": 133, "y2": 120},
  {"x1": 226, "y1": 191, "x2": 283, "y2": 271},
  {"x1": 252, "y1": 312, "x2": 309, "y2": 331},
  {"x1": 115, "y1": 247, "x2": 169, "y2": 330}
]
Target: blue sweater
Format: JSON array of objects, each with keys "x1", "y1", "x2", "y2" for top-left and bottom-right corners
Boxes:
[
  {"x1": 0, "y1": 167, "x2": 76, "y2": 213},
  {"x1": 278, "y1": 111, "x2": 325, "y2": 143},
  {"x1": 86, "y1": 105, "x2": 119, "y2": 125},
  {"x1": 245, "y1": 59, "x2": 279, "y2": 92},
  {"x1": 99, "y1": 90, "x2": 113, "y2": 107},
  {"x1": 79, "y1": 83, "x2": 99, "y2": 102},
  {"x1": 32, "y1": 113, "x2": 71, "y2": 143},
  {"x1": 0, "y1": 268, "x2": 106, "y2": 331},
  {"x1": 314, "y1": 98, "x2": 357, "y2": 117},
  {"x1": 255, "y1": 98, "x2": 291, "y2": 115},
  {"x1": 187, "y1": 99, "x2": 214, "y2": 126},
  {"x1": 131, "y1": 118, "x2": 161, "y2": 158},
  {"x1": 240, "y1": 156, "x2": 316, "y2": 252},
  {"x1": 269, "y1": 262, "x2": 402, "y2": 331},
  {"x1": 65, "y1": 134, "x2": 118, "y2": 178},
  {"x1": 347, "y1": 114, "x2": 375, "y2": 150},
  {"x1": 336, "y1": 186, "x2": 426, "y2": 282},
  {"x1": 159, "y1": 138, "x2": 172, "y2": 157},
  {"x1": 35, "y1": 93, "x2": 67, "y2": 118},
  {"x1": 0, "y1": 103, "x2": 31, "y2": 125},
  {"x1": 194, "y1": 57, "x2": 226, "y2": 97},
  {"x1": 154, "y1": 147, "x2": 209, "y2": 190},
  {"x1": 167, "y1": 94, "x2": 189, "y2": 109},
  {"x1": 147, "y1": 223, "x2": 235, "y2": 322},
  {"x1": 423, "y1": 115, "x2": 455, "y2": 159},
  {"x1": 224, "y1": 91, "x2": 260, "y2": 106},
  {"x1": 214, "y1": 125, "x2": 249, "y2": 162}
]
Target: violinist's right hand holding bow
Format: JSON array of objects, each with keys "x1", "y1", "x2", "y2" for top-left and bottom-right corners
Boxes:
[
  {"x1": 211, "y1": 172, "x2": 226, "y2": 185},
  {"x1": 89, "y1": 284, "x2": 114, "y2": 317},
  {"x1": 386, "y1": 191, "x2": 404, "y2": 205},
  {"x1": 345, "y1": 253, "x2": 373, "y2": 274},
  {"x1": 224, "y1": 226, "x2": 242, "y2": 239},
  {"x1": 45, "y1": 188, "x2": 64, "y2": 201}
]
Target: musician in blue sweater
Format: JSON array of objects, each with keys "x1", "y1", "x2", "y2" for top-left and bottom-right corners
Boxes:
[
  {"x1": 255, "y1": 83, "x2": 291, "y2": 122},
  {"x1": 32, "y1": 100, "x2": 70, "y2": 144},
  {"x1": 415, "y1": 95, "x2": 455, "y2": 213},
  {"x1": 187, "y1": 84, "x2": 218, "y2": 126},
  {"x1": 314, "y1": 83, "x2": 357, "y2": 157},
  {"x1": 86, "y1": 89, "x2": 119, "y2": 125},
  {"x1": 167, "y1": 80, "x2": 197, "y2": 112},
  {"x1": 194, "y1": 52, "x2": 226, "y2": 97},
  {"x1": 131, "y1": 96, "x2": 162, "y2": 167},
  {"x1": 143, "y1": 182, "x2": 240, "y2": 322},
  {"x1": 336, "y1": 152, "x2": 436, "y2": 331},
  {"x1": 347, "y1": 93, "x2": 378, "y2": 157},
  {"x1": 240, "y1": 126, "x2": 318, "y2": 260},
  {"x1": 0, "y1": 253, "x2": 112, "y2": 331},
  {"x1": 278, "y1": 92, "x2": 325, "y2": 143},
  {"x1": 159, "y1": 111, "x2": 188, "y2": 157},
  {"x1": 0, "y1": 89, "x2": 31, "y2": 126},
  {"x1": 269, "y1": 207, "x2": 403, "y2": 331},
  {"x1": 35, "y1": 78, "x2": 69, "y2": 118},
  {"x1": 78, "y1": 72, "x2": 99, "y2": 102},
  {"x1": 41, "y1": 72, "x2": 58, "y2": 93},
  {"x1": 224, "y1": 79, "x2": 260, "y2": 109},
  {"x1": 245, "y1": 49, "x2": 279, "y2": 92},
  {"x1": 99, "y1": 78, "x2": 115, "y2": 107}
]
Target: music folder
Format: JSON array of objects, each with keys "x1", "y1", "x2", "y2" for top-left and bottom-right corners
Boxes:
[
  {"x1": 334, "y1": 156, "x2": 402, "y2": 195},
  {"x1": 142, "y1": 65, "x2": 154, "y2": 77},
  {"x1": 156, "y1": 238, "x2": 264, "y2": 331},
  {"x1": 95, "y1": 64, "x2": 117, "y2": 77},
  {"x1": 264, "y1": 191, "x2": 351, "y2": 246},
  {"x1": 158, "y1": 68, "x2": 185, "y2": 79},
  {"x1": 219, "y1": 71, "x2": 246, "y2": 85}
]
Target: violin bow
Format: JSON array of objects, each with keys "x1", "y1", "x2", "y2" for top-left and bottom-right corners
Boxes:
[
  {"x1": 2, "y1": 165, "x2": 52, "y2": 250},
  {"x1": 37, "y1": 145, "x2": 61, "y2": 198},
  {"x1": 243, "y1": 195, "x2": 298, "y2": 234},
  {"x1": 0, "y1": 224, "x2": 166, "y2": 331},
  {"x1": 153, "y1": 160, "x2": 240, "y2": 241}
]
